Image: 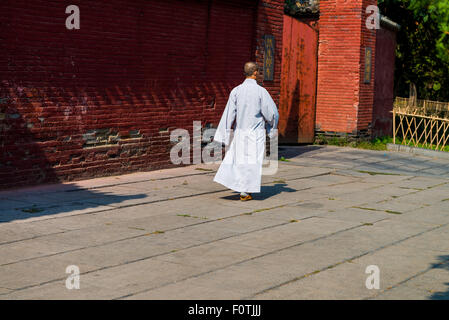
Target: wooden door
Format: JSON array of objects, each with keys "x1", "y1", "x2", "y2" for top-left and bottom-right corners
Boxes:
[{"x1": 279, "y1": 15, "x2": 319, "y2": 144}]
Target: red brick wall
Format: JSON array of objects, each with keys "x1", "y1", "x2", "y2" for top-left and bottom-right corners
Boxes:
[
  {"x1": 0, "y1": 0, "x2": 285, "y2": 189},
  {"x1": 315, "y1": 0, "x2": 377, "y2": 136},
  {"x1": 254, "y1": 0, "x2": 285, "y2": 105},
  {"x1": 358, "y1": 0, "x2": 378, "y2": 134}
]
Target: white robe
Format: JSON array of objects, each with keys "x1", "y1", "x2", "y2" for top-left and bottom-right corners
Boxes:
[{"x1": 213, "y1": 78, "x2": 279, "y2": 193}]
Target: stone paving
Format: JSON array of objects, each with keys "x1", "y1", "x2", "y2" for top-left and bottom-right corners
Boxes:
[{"x1": 0, "y1": 145, "x2": 448, "y2": 300}]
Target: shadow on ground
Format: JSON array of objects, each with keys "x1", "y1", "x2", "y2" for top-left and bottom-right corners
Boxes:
[
  {"x1": 0, "y1": 186, "x2": 147, "y2": 223},
  {"x1": 278, "y1": 145, "x2": 324, "y2": 159},
  {"x1": 429, "y1": 255, "x2": 449, "y2": 300},
  {"x1": 219, "y1": 183, "x2": 296, "y2": 201}
]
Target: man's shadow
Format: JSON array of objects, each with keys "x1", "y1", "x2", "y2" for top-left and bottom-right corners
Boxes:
[{"x1": 219, "y1": 183, "x2": 296, "y2": 201}]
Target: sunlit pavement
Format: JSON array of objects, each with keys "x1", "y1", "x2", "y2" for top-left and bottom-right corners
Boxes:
[{"x1": 0, "y1": 145, "x2": 448, "y2": 299}]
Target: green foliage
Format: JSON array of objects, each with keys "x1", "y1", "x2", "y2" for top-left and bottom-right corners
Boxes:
[
  {"x1": 409, "y1": 0, "x2": 449, "y2": 63},
  {"x1": 284, "y1": 0, "x2": 319, "y2": 17},
  {"x1": 314, "y1": 135, "x2": 393, "y2": 151},
  {"x1": 314, "y1": 134, "x2": 449, "y2": 152},
  {"x1": 378, "y1": 0, "x2": 449, "y2": 101}
]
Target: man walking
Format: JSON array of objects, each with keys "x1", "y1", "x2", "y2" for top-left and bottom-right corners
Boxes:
[{"x1": 213, "y1": 62, "x2": 279, "y2": 201}]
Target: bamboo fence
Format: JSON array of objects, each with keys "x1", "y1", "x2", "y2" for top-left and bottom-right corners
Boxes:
[{"x1": 393, "y1": 97, "x2": 449, "y2": 151}]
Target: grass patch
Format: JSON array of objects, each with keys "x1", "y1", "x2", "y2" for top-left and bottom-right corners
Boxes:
[
  {"x1": 279, "y1": 156, "x2": 290, "y2": 162},
  {"x1": 399, "y1": 186, "x2": 424, "y2": 191},
  {"x1": 128, "y1": 226, "x2": 145, "y2": 231},
  {"x1": 143, "y1": 230, "x2": 165, "y2": 236},
  {"x1": 315, "y1": 134, "x2": 447, "y2": 153},
  {"x1": 314, "y1": 134, "x2": 392, "y2": 151},
  {"x1": 352, "y1": 206, "x2": 379, "y2": 211},
  {"x1": 357, "y1": 170, "x2": 401, "y2": 176},
  {"x1": 21, "y1": 205, "x2": 44, "y2": 214},
  {"x1": 177, "y1": 214, "x2": 208, "y2": 220},
  {"x1": 243, "y1": 205, "x2": 286, "y2": 216},
  {"x1": 253, "y1": 208, "x2": 272, "y2": 213},
  {"x1": 307, "y1": 270, "x2": 321, "y2": 276},
  {"x1": 385, "y1": 210, "x2": 402, "y2": 215},
  {"x1": 427, "y1": 182, "x2": 447, "y2": 189}
]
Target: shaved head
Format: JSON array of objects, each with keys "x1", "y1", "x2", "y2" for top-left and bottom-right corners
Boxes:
[{"x1": 244, "y1": 62, "x2": 258, "y2": 77}]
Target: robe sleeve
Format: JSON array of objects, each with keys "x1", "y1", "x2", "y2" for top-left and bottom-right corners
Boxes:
[
  {"x1": 213, "y1": 88, "x2": 237, "y2": 146},
  {"x1": 261, "y1": 88, "x2": 279, "y2": 138}
]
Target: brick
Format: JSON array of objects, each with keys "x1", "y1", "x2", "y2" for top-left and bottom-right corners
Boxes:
[{"x1": 0, "y1": 0, "x2": 284, "y2": 189}]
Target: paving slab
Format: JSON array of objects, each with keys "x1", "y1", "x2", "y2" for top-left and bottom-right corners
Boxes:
[
  {"x1": 252, "y1": 260, "x2": 374, "y2": 300},
  {"x1": 388, "y1": 205, "x2": 449, "y2": 225},
  {"x1": 251, "y1": 225, "x2": 448, "y2": 300},
  {"x1": 220, "y1": 217, "x2": 360, "y2": 251},
  {"x1": 123, "y1": 280, "x2": 246, "y2": 300},
  {"x1": 0, "y1": 254, "x2": 99, "y2": 291},
  {"x1": 373, "y1": 268, "x2": 449, "y2": 300},
  {"x1": 0, "y1": 204, "x2": 115, "y2": 224},
  {"x1": 1, "y1": 145, "x2": 449, "y2": 300}
]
